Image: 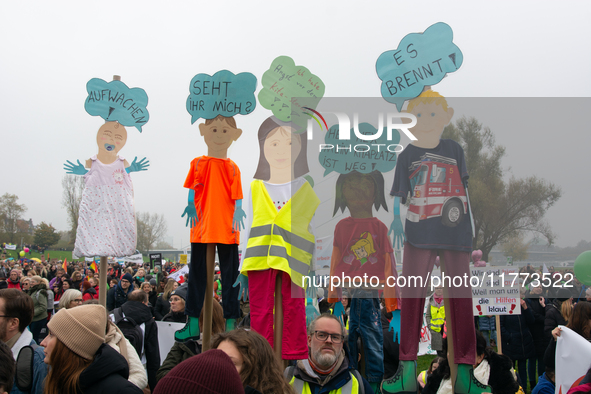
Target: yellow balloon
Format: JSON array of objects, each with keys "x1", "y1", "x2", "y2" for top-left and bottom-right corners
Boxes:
[{"x1": 19, "y1": 251, "x2": 25, "y2": 257}]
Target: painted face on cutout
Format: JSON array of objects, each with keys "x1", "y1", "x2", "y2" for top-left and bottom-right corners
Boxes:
[
  {"x1": 199, "y1": 118, "x2": 242, "y2": 155},
  {"x1": 263, "y1": 127, "x2": 301, "y2": 171},
  {"x1": 96, "y1": 122, "x2": 128, "y2": 154},
  {"x1": 405, "y1": 101, "x2": 453, "y2": 145}
]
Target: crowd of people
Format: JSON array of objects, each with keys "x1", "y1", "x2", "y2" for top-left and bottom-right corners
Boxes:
[{"x1": 0, "y1": 255, "x2": 590, "y2": 394}]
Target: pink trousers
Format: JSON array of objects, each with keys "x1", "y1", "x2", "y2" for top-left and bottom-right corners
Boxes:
[
  {"x1": 399, "y1": 243, "x2": 476, "y2": 365},
  {"x1": 248, "y1": 269, "x2": 308, "y2": 360}
]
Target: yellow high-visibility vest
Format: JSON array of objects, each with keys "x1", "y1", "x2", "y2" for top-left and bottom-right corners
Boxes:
[
  {"x1": 242, "y1": 180, "x2": 319, "y2": 288},
  {"x1": 429, "y1": 304, "x2": 445, "y2": 333},
  {"x1": 290, "y1": 374, "x2": 360, "y2": 394}
]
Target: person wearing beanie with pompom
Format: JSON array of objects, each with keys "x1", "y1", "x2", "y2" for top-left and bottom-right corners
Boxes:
[
  {"x1": 154, "y1": 349, "x2": 251, "y2": 394},
  {"x1": 40, "y1": 304, "x2": 142, "y2": 394}
]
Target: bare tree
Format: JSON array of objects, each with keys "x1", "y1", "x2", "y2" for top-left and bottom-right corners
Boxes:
[
  {"x1": 61, "y1": 175, "x2": 85, "y2": 245},
  {"x1": 136, "y1": 212, "x2": 168, "y2": 254},
  {"x1": 443, "y1": 117, "x2": 561, "y2": 260},
  {"x1": 0, "y1": 193, "x2": 27, "y2": 243}
]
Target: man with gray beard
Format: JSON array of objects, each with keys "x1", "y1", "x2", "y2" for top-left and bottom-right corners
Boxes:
[{"x1": 286, "y1": 314, "x2": 372, "y2": 394}]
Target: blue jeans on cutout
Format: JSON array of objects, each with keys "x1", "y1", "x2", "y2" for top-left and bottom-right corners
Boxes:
[{"x1": 348, "y1": 292, "x2": 384, "y2": 383}]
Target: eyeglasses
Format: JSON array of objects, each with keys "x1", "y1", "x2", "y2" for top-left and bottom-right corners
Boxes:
[
  {"x1": 0, "y1": 315, "x2": 15, "y2": 319},
  {"x1": 314, "y1": 331, "x2": 344, "y2": 344},
  {"x1": 73, "y1": 299, "x2": 84, "y2": 303}
]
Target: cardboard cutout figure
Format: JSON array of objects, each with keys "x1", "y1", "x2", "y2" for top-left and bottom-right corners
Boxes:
[
  {"x1": 65, "y1": 77, "x2": 150, "y2": 259},
  {"x1": 177, "y1": 115, "x2": 245, "y2": 342},
  {"x1": 237, "y1": 116, "x2": 319, "y2": 360},
  {"x1": 328, "y1": 170, "x2": 399, "y2": 388},
  {"x1": 178, "y1": 70, "x2": 256, "y2": 345},
  {"x1": 383, "y1": 91, "x2": 489, "y2": 394}
]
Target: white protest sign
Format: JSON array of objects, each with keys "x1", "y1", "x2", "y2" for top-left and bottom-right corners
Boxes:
[
  {"x1": 168, "y1": 265, "x2": 189, "y2": 282},
  {"x1": 123, "y1": 253, "x2": 144, "y2": 264},
  {"x1": 156, "y1": 321, "x2": 186, "y2": 365},
  {"x1": 5, "y1": 244, "x2": 16, "y2": 250},
  {"x1": 471, "y1": 267, "x2": 521, "y2": 316},
  {"x1": 556, "y1": 326, "x2": 591, "y2": 394}
]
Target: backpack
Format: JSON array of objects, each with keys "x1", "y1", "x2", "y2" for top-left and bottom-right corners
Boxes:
[
  {"x1": 283, "y1": 365, "x2": 365, "y2": 394},
  {"x1": 15, "y1": 344, "x2": 39, "y2": 393},
  {"x1": 113, "y1": 307, "x2": 144, "y2": 357}
]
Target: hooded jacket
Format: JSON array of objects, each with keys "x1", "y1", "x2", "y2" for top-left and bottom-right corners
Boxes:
[
  {"x1": 77, "y1": 344, "x2": 143, "y2": 394},
  {"x1": 531, "y1": 372, "x2": 555, "y2": 394},
  {"x1": 120, "y1": 300, "x2": 160, "y2": 391},
  {"x1": 82, "y1": 286, "x2": 98, "y2": 301},
  {"x1": 28, "y1": 283, "x2": 48, "y2": 322}
]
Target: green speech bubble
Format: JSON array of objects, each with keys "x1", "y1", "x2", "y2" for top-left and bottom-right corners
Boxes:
[{"x1": 258, "y1": 55, "x2": 325, "y2": 131}]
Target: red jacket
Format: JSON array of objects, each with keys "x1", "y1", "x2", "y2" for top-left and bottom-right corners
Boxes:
[{"x1": 7, "y1": 280, "x2": 21, "y2": 290}]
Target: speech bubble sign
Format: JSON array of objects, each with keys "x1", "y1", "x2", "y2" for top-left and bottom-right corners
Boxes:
[
  {"x1": 376, "y1": 22, "x2": 463, "y2": 111},
  {"x1": 258, "y1": 56, "x2": 325, "y2": 131},
  {"x1": 85, "y1": 78, "x2": 150, "y2": 132},
  {"x1": 186, "y1": 70, "x2": 257, "y2": 124},
  {"x1": 319, "y1": 123, "x2": 400, "y2": 176}
]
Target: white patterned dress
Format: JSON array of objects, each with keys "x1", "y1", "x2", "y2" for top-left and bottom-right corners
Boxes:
[{"x1": 73, "y1": 155, "x2": 136, "y2": 257}]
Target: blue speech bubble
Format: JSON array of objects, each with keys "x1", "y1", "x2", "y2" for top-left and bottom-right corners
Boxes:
[
  {"x1": 319, "y1": 123, "x2": 400, "y2": 176},
  {"x1": 84, "y1": 78, "x2": 150, "y2": 132},
  {"x1": 376, "y1": 22, "x2": 463, "y2": 111},
  {"x1": 259, "y1": 56, "x2": 325, "y2": 131},
  {"x1": 186, "y1": 70, "x2": 257, "y2": 124}
]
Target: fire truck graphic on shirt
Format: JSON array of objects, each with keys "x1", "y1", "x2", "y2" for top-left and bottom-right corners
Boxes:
[{"x1": 407, "y1": 152, "x2": 467, "y2": 227}]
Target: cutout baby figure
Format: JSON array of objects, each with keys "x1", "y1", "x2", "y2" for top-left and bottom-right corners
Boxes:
[
  {"x1": 383, "y1": 90, "x2": 489, "y2": 394},
  {"x1": 237, "y1": 116, "x2": 319, "y2": 361},
  {"x1": 177, "y1": 115, "x2": 245, "y2": 342},
  {"x1": 65, "y1": 121, "x2": 149, "y2": 257},
  {"x1": 328, "y1": 170, "x2": 398, "y2": 389}
]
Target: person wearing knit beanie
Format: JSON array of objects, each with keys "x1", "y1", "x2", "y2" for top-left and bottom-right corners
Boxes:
[
  {"x1": 47, "y1": 304, "x2": 106, "y2": 360},
  {"x1": 154, "y1": 349, "x2": 244, "y2": 394},
  {"x1": 107, "y1": 272, "x2": 134, "y2": 311},
  {"x1": 41, "y1": 304, "x2": 143, "y2": 394}
]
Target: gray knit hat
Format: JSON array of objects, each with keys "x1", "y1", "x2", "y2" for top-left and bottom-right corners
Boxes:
[
  {"x1": 47, "y1": 304, "x2": 106, "y2": 360},
  {"x1": 171, "y1": 283, "x2": 188, "y2": 300}
]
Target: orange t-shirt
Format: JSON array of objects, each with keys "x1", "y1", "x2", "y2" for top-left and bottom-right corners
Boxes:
[{"x1": 184, "y1": 156, "x2": 242, "y2": 244}]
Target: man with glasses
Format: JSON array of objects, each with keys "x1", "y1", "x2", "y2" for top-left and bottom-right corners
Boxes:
[
  {"x1": 0, "y1": 289, "x2": 47, "y2": 394},
  {"x1": 107, "y1": 273, "x2": 134, "y2": 311},
  {"x1": 286, "y1": 314, "x2": 372, "y2": 394}
]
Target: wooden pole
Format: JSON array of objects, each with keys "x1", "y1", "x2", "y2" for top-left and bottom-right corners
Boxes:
[
  {"x1": 495, "y1": 315, "x2": 502, "y2": 354},
  {"x1": 440, "y1": 255, "x2": 458, "y2": 390},
  {"x1": 202, "y1": 243, "x2": 215, "y2": 351},
  {"x1": 98, "y1": 256, "x2": 108, "y2": 309},
  {"x1": 273, "y1": 273, "x2": 284, "y2": 364}
]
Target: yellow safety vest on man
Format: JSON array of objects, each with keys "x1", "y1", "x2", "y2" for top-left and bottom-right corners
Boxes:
[
  {"x1": 429, "y1": 304, "x2": 445, "y2": 333},
  {"x1": 242, "y1": 180, "x2": 319, "y2": 289},
  {"x1": 289, "y1": 373, "x2": 360, "y2": 394}
]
